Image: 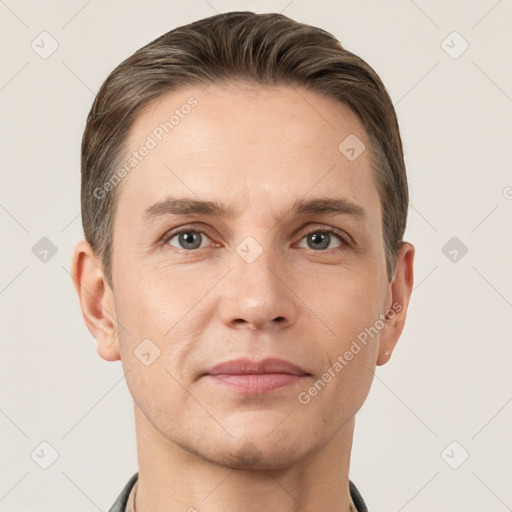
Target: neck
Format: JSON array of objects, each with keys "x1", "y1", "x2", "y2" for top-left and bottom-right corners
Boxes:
[{"x1": 132, "y1": 404, "x2": 357, "y2": 512}]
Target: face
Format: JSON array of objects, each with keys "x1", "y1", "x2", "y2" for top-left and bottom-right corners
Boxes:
[{"x1": 87, "y1": 83, "x2": 411, "y2": 470}]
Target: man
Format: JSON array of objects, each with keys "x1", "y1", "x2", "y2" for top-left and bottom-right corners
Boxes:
[{"x1": 72, "y1": 11, "x2": 414, "y2": 512}]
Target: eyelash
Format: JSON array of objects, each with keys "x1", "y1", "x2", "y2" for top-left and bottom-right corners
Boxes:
[{"x1": 161, "y1": 223, "x2": 352, "y2": 253}]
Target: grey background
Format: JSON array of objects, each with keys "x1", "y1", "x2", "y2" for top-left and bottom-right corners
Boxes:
[{"x1": 1, "y1": 0, "x2": 511, "y2": 511}]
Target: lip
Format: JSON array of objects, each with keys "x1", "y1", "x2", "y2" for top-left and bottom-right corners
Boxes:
[
  {"x1": 203, "y1": 357, "x2": 309, "y2": 376},
  {"x1": 202, "y1": 358, "x2": 310, "y2": 394}
]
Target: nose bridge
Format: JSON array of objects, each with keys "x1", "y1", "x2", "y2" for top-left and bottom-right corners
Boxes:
[
  {"x1": 235, "y1": 232, "x2": 284, "y2": 290},
  {"x1": 218, "y1": 232, "x2": 298, "y2": 329}
]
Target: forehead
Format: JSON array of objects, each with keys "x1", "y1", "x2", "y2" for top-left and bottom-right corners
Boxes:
[{"x1": 116, "y1": 82, "x2": 380, "y2": 227}]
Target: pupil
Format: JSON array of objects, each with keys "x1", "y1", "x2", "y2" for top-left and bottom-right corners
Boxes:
[
  {"x1": 181, "y1": 232, "x2": 199, "y2": 248},
  {"x1": 310, "y1": 232, "x2": 329, "y2": 250}
]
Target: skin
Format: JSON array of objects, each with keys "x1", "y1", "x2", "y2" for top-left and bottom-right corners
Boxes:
[{"x1": 72, "y1": 82, "x2": 414, "y2": 512}]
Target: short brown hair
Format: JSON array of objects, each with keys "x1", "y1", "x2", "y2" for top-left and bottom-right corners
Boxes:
[{"x1": 81, "y1": 11, "x2": 408, "y2": 288}]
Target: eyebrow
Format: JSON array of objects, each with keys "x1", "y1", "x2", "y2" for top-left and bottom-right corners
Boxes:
[{"x1": 143, "y1": 196, "x2": 367, "y2": 222}]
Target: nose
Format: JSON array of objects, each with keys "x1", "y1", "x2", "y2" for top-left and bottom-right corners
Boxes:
[{"x1": 217, "y1": 241, "x2": 299, "y2": 332}]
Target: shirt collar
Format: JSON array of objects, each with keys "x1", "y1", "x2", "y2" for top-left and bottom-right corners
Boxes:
[{"x1": 109, "y1": 472, "x2": 369, "y2": 512}]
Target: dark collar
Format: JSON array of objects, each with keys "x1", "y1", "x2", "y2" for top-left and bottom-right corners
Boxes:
[{"x1": 109, "y1": 472, "x2": 369, "y2": 512}]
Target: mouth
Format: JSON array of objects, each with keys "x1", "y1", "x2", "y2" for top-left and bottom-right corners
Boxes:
[{"x1": 201, "y1": 357, "x2": 311, "y2": 394}]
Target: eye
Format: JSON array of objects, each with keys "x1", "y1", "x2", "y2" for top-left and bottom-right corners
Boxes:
[
  {"x1": 162, "y1": 224, "x2": 351, "y2": 252},
  {"x1": 296, "y1": 227, "x2": 349, "y2": 251},
  {"x1": 166, "y1": 229, "x2": 213, "y2": 250}
]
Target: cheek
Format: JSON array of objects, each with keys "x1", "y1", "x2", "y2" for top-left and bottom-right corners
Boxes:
[
  {"x1": 308, "y1": 265, "x2": 384, "y2": 340},
  {"x1": 113, "y1": 276, "x2": 201, "y2": 420},
  {"x1": 303, "y1": 326, "x2": 378, "y2": 427},
  {"x1": 302, "y1": 268, "x2": 382, "y2": 402},
  {"x1": 114, "y1": 266, "x2": 211, "y2": 379},
  {"x1": 114, "y1": 260, "x2": 184, "y2": 338}
]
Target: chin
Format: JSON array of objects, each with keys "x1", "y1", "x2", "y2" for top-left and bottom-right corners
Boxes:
[
  {"x1": 221, "y1": 441, "x2": 303, "y2": 471},
  {"x1": 202, "y1": 428, "x2": 313, "y2": 471}
]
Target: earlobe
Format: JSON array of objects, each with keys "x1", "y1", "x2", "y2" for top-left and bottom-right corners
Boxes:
[
  {"x1": 377, "y1": 350, "x2": 391, "y2": 366},
  {"x1": 71, "y1": 240, "x2": 120, "y2": 362},
  {"x1": 376, "y1": 242, "x2": 415, "y2": 366}
]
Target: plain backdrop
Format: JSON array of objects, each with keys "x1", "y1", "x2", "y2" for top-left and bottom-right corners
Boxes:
[{"x1": 1, "y1": 1, "x2": 511, "y2": 511}]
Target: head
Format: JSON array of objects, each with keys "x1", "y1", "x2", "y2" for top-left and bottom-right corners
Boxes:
[{"x1": 72, "y1": 12, "x2": 414, "y2": 470}]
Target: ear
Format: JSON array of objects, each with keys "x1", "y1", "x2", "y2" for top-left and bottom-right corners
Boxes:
[
  {"x1": 376, "y1": 242, "x2": 415, "y2": 366},
  {"x1": 70, "y1": 240, "x2": 120, "y2": 362}
]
